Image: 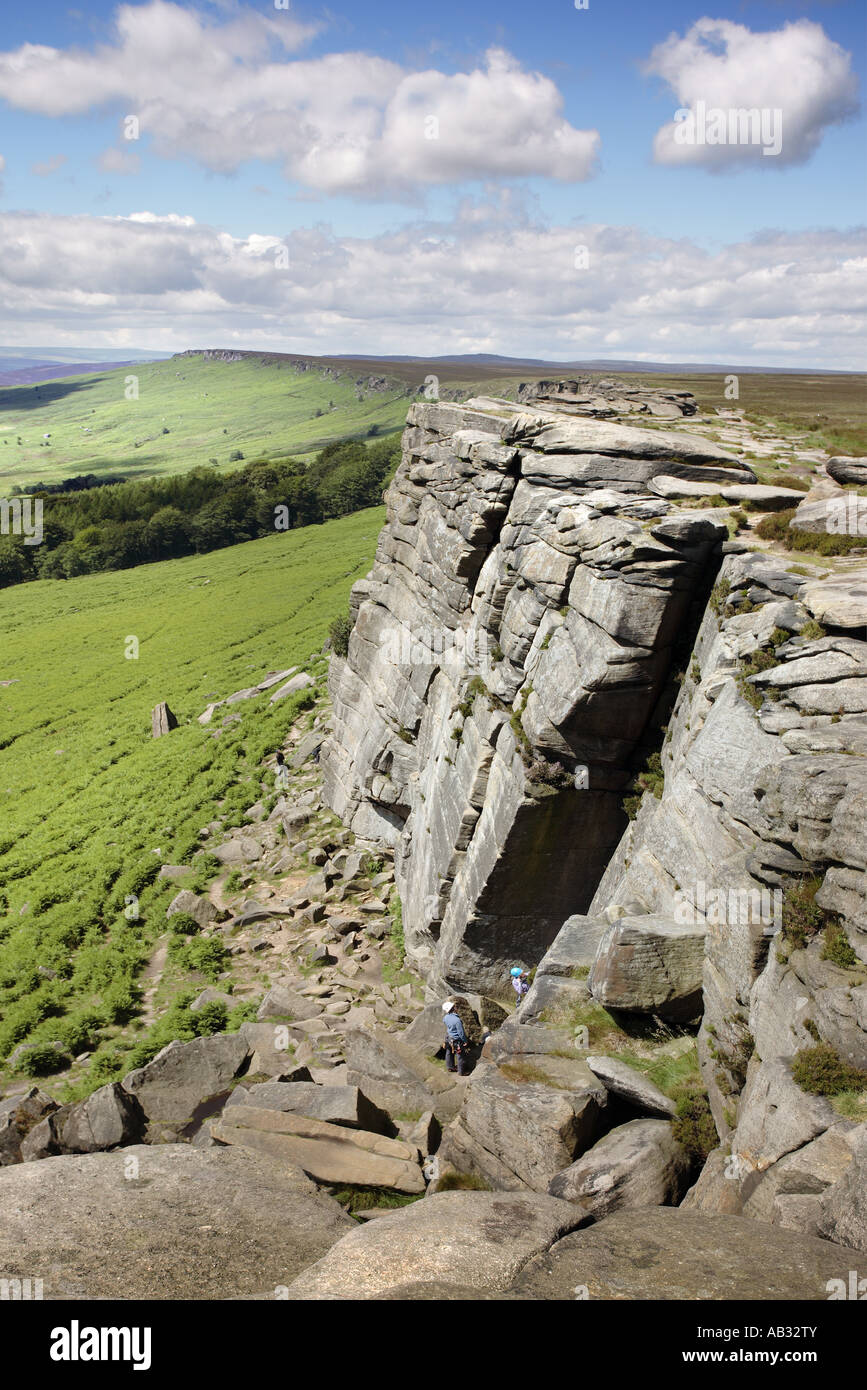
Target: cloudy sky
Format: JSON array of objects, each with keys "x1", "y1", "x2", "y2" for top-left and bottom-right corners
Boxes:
[{"x1": 0, "y1": 0, "x2": 864, "y2": 366}]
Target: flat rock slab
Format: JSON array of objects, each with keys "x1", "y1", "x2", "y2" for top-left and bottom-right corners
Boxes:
[
  {"x1": 286, "y1": 1191, "x2": 583, "y2": 1299},
  {"x1": 801, "y1": 575, "x2": 867, "y2": 630},
  {"x1": 507, "y1": 1207, "x2": 864, "y2": 1301},
  {"x1": 0, "y1": 1144, "x2": 352, "y2": 1299},
  {"x1": 227, "y1": 1081, "x2": 388, "y2": 1133},
  {"x1": 213, "y1": 1106, "x2": 424, "y2": 1193},
  {"x1": 585, "y1": 1055, "x2": 676, "y2": 1118}
]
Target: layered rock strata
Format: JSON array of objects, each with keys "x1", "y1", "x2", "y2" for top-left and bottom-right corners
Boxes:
[{"x1": 324, "y1": 397, "x2": 752, "y2": 993}]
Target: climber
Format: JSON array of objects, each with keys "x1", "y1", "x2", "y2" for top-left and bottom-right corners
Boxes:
[
  {"x1": 274, "y1": 751, "x2": 290, "y2": 792},
  {"x1": 510, "y1": 966, "x2": 530, "y2": 1009},
  {"x1": 442, "y1": 1000, "x2": 468, "y2": 1075}
]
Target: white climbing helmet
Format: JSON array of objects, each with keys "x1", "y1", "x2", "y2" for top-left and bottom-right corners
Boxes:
[{"x1": 442, "y1": 1000, "x2": 455, "y2": 1012}]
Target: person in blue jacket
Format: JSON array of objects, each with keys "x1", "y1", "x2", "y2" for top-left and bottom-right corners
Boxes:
[{"x1": 442, "y1": 1000, "x2": 467, "y2": 1075}]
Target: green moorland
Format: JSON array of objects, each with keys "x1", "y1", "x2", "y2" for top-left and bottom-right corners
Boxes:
[
  {"x1": 622, "y1": 371, "x2": 867, "y2": 458},
  {"x1": 0, "y1": 352, "x2": 417, "y2": 492},
  {"x1": 0, "y1": 506, "x2": 382, "y2": 1093}
]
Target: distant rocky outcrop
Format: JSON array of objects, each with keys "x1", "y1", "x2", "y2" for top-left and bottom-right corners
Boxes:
[{"x1": 516, "y1": 376, "x2": 699, "y2": 419}]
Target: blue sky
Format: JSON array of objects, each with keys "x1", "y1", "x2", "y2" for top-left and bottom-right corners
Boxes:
[{"x1": 0, "y1": 0, "x2": 864, "y2": 364}]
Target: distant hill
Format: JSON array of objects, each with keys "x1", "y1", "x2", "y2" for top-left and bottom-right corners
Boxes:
[
  {"x1": 0, "y1": 361, "x2": 167, "y2": 388},
  {"x1": 0, "y1": 346, "x2": 169, "y2": 368},
  {"x1": 332, "y1": 352, "x2": 850, "y2": 375}
]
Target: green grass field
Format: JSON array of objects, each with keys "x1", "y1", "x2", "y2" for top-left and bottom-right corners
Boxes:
[
  {"x1": 0, "y1": 353, "x2": 417, "y2": 492},
  {"x1": 0, "y1": 506, "x2": 382, "y2": 1088}
]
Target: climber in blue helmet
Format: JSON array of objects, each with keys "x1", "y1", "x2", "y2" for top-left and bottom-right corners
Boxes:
[{"x1": 510, "y1": 966, "x2": 530, "y2": 1008}]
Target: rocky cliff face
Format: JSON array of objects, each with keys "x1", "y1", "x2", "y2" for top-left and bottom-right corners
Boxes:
[
  {"x1": 324, "y1": 386, "x2": 867, "y2": 1249},
  {"x1": 323, "y1": 393, "x2": 754, "y2": 993}
]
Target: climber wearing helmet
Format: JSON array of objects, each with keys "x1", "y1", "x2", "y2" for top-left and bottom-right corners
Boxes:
[
  {"x1": 510, "y1": 966, "x2": 530, "y2": 1009},
  {"x1": 442, "y1": 1000, "x2": 468, "y2": 1075}
]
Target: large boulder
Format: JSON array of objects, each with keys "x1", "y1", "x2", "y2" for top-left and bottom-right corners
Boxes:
[
  {"x1": 0, "y1": 1144, "x2": 352, "y2": 1298},
  {"x1": 343, "y1": 1029, "x2": 448, "y2": 1120},
  {"x1": 508, "y1": 1207, "x2": 865, "y2": 1300},
  {"x1": 57, "y1": 1083, "x2": 143, "y2": 1154},
  {"x1": 589, "y1": 915, "x2": 705, "y2": 1021},
  {"x1": 166, "y1": 889, "x2": 218, "y2": 930},
  {"x1": 212, "y1": 1106, "x2": 424, "y2": 1193},
  {"x1": 403, "y1": 1004, "x2": 448, "y2": 1057},
  {"x1": 445, "y1": 1061, "x2": 607, "y2": 1192},
  {"x1": 548, "y1": 1118, "x2": 691, "y2": 1219},
  {"x1": 122, "y1": 1032, "x2": 250, "y2": 1136},
  {"x1": 826, "y1": 456, "x2": 867, "y2": 486},
  {"x1": 285, "y1": 1191, "x2": 584, "y2": 1299},
  {"x1": 0, "y1": 1089, "x2": 58, "y2": 1165}
]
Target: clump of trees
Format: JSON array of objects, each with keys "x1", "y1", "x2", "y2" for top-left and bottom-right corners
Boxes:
[{"x1": 0, "y1": 435, "x2": 401, "y2": 589}]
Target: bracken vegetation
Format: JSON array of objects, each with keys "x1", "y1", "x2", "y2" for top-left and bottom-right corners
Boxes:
[{"x1": 0, "y1": 507, "x2": 381, "y2": 1085}]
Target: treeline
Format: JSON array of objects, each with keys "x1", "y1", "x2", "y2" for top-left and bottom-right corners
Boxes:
[{"x1": 0, "y1": 435, "x2": 401, "y2": 588}]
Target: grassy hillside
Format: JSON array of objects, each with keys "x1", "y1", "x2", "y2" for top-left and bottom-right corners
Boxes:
[
  {"x1": 0, "y1": 352, "x2": 416, "y2": 492},
  {"x1": 0, "y1": 507, "x2": 381, "y2": 1088}
]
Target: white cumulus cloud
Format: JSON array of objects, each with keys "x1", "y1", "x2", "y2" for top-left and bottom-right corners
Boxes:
[
  {"x1": 0, "y1": 2, "x2": 599, "y2": 196},
  {"x1": 0, "y1": 207, "x2": 863, "y2": 369},
  {"x1": 645, "y1": 18, "x2": 859, "y2": 169}
]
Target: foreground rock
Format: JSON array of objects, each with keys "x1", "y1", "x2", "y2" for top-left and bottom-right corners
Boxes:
[
  {"x1": 286, "y1": 1191, "x2": 583, "y2": 1299},
  {"x1": 508, "y1": 1207, "x2": 864, "y2": 1301},
  {"x1": 0, "y1": 1145, "x2": 352, "y2": 1298},
  {"x1": 548, "y1": 1119, "x2": 691, "y2": 1219}
]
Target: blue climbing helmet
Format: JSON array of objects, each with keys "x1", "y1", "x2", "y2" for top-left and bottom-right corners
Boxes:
[{"x1": 510, "y1": 966, "x2": 523, "y2": 977}]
